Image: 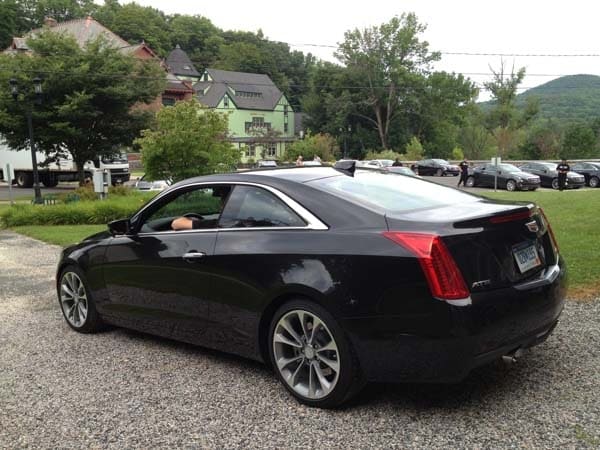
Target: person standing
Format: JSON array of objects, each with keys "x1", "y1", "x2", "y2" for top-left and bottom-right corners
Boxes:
[
  {"x1": 457, "y1": 158, "x2": 470, "y2": 187},
  {"x1": 392, "y1": 158, "x2": 403, "y2": 167},
  {"x1": 295, "y1": 155, "x2": 304, "y2": 166},
  {"x1": 557, "y1": 158, "x2": 570, "y2": 191}
]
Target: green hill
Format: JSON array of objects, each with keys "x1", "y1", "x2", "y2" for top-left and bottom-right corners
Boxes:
[{"x1": 483, "y1": 74, "x2": 600, "y2": 121}]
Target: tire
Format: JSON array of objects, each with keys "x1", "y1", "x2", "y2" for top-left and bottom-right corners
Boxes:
[
  {"x1": 551, "y1": 178, "x2": 559, "y2": 190},
  {"x1": 41, "y1": 174, "x2": 59, "y2": 187},
  {"x1": 506, "y1": 179, "x2": 517, "y2": 192},
  {"x1": 15, "y1": 171, "x2": 33, "y2": 188},
  {"x1": 589, "y1": 176, "x2": 599, "y2": 188},
  {"x1": 466, "y1": 176, "x2": 475, "y2": 187},
  {"x1": 435, "y1": 168, "x2": 443, "y2": 177},
  {"x1": 57, "y1": 266, "x2": 104, "y2": 333},
  {"x1": 268, "y1": 299, "x2": 364, "y2": 408}
]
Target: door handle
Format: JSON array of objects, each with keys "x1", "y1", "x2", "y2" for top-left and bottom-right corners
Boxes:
[{"x1": 183, "y1": 251, "x2": 206, "y2": 262}]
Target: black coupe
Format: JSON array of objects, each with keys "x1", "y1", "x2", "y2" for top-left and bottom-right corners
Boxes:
[
  {"x1": 57, "y1": 166, "x2": 566, "y2": 408},
  {"x1": 571, "y1": 162, "x2": 600, "y2": 188},
  {"x1": 466, "y1": 163, "x2": 541, "y2": 191},
  {"x1": 412, "y1": 159, "x2": 461, "y2": 176},
  {"x1": 519, "y1": 161, "x2": 585, "y2": 190}
]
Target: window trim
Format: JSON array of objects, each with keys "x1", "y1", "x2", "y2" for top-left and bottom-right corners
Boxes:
[{"x1": 132, "y1": 181, "x2": 328, "y2": 236}]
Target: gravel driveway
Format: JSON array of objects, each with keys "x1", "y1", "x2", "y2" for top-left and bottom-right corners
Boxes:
[{"x1": 1, "y1": 230, "x2": 599, "y2": 449}]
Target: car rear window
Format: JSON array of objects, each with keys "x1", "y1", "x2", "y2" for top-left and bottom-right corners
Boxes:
[{"x1": 308, "y1": 171, "x2": 479, "y2": 213}]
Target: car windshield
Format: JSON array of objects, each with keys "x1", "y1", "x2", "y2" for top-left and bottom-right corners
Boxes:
[
  {"x1": 102, "y1": 154, "x2": 128, "y2": 164},
  {"x1": 379, "y1": 160, "x2": 394, "y2": 167},
  {"x1": 432, "y1": 159, "x2": 450, "y2": 164},
  {"x1": 308, "y1": 171, "x2": 478, "y2": 213},
  {"x1": 539, "y1": 162, "x2": 557, "y2": 169}
]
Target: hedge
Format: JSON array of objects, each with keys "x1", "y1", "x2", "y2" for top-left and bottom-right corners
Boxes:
[{"x1": 0, "y1": 195, "x2": 153, "y2": 227}]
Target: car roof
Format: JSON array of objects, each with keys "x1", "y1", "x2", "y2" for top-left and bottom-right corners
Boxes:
[{"x1": 172, "y1": 166, "x2": 343, "y2": 188}]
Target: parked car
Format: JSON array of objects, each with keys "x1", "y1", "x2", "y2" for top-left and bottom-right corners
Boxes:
[
  {"x1": 366, "y1": 159, "x2": 394, "y2": 168},
  {"x1": 570, "y1": 162, "x2": 600, "y2": 188},
  {"x1": 466, "y1": 163, "x2": 540, "y2": 191},
  {"x1": 413, "y1": 159, "x2": 460, "y2": 176},
  {"x1": 57, "y1": 165, "x2": 565, "y2": 408},
  {"x1": 385, "y1": 166, "x2": 419, "y2": 177},
  {"x1": 134, "y1": 175, "x2": 171, "y2": 192},
  {"x1": 519, "y1": 162, "x2": 585, "y2": 190},
  {"x1": 257, "y1": 160, "x2": 277, "y2": 168}
]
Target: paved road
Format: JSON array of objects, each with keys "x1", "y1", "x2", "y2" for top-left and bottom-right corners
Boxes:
[
  {"x1": 0, "y1": 181, "x2": 79, "y2": 201},
  {"x1": 1, "y1": 230, "x2": 599, "y2": 449}
]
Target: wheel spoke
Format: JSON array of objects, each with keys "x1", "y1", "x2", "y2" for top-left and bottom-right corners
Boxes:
[
  {"x1": 273, "y1": 331, "x2": 302, "y2": 349},
  {"x1": 313, "y1": 363, "x2": 332, "y2": 394},
  {"x1": 66, "y1": 303, "x2": 76, "y2": 320},
  {"x1": 318, "y1": 355, "x2": 340, "y2": 374},
  {"x1": 279, "y1": 317, "x2": 303, "y2": 347},
  {"x1": 288, "y1": 359, "x2": 305, "y2": 386},
  {"x1": 78, "y1": 302, "x2": 87, "y2": 322},
  {"x1": 308, "y1": 363, "x2": 316, "y2": 398},
  {"x1": 297, "y1": 311, "x2": 311, "y2": 342},
  {"x1": 276, "y1": 354, "x2": 303, "y2": 370},
  {"x1": 308, "y1": 317, "x2": 323, "y2": 344},
  {"x1": 61, "y1": 283, "x2": 74, "y2": 299},
  {"x1": 316, "y1": 341, "x2": 337, "y2": 353}
]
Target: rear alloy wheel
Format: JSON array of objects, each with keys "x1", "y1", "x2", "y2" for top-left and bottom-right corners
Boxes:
[
  {"x1": 466, "y1": 176, "x2": 475, "y2": 187},
  {"x1": 506, "y1": 179, "x2": 517, "y2": 191},
  {"x1": 269, "y1": 300, "x2": 363, "y2": 408},
  {"x1": 435, "y1": 168, "x2": 443, "y2": 177},
  {"x1": 590, "y1": 176, "x2": 599, "y2": 188},
  {"x1": 41, "y1": 174, "x2": 59, "y2": 187},
  {"x1": 58, "y1": 267, "x2": 103, "y2": 333},
  {"x1": 551, "y1": 178, "x2": 559, "y2": 190}
]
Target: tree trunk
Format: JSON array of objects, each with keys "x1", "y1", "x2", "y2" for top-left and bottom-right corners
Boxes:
[
  {"x1": 76, "y1": 160, "x2": 87, "y2": 186},
  {"x1": 373, "y1": 105, "x2": 387, "y2": 149}
]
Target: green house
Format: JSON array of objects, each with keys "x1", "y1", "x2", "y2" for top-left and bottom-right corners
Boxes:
[{"x1": 194, "y1": 68, "x2": 296, "y2": 163}]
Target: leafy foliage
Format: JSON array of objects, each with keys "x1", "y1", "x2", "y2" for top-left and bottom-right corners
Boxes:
[
  {"x1": 0, "y1": 31, "x2": 165, "y2": 184},
  {"x1": 284, "y1": 133, "x2": 338, "y2": 162},
  {"x1": 404, "y1": 136, "x2": 424, "y2": 160},
  {"x1": 137, "y1": 100, "x2": 240, "y2": 182}
]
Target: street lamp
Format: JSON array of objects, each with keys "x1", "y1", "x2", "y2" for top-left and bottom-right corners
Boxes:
[{"x1": 9, "y1": 77, "x2": 44, "y2": 204}]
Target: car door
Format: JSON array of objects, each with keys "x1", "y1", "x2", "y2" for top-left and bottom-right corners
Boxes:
[
  {"x1": 206, "y1": 183, "x2": 326, "y2": 360},
  {"x1": 478, "y1": 164, "x2": 494, "y2": 186},
  {"x1": 572, "y1": 163, "x2": 589, "y2": 183},
  {"x1": 101, "y1": 184, "x2": 231, "y2": 344}
]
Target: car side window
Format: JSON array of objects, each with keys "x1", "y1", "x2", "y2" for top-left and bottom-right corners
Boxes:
[
  {"x1": 219, "y1": 185, "x2": 306, "y2": 229},
  {"x1": 140, "y1": 186, "x2": 230, "y2": 233}
]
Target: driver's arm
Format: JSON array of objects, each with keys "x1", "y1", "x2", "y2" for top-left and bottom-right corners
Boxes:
[{"x1": 171, "y1": 217, "x2": 198, "y2": 230}]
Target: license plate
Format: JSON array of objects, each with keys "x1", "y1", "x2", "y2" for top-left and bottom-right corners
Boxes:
[{"x1": 513, "y1": 242, "x2": 541, "y2": 273}]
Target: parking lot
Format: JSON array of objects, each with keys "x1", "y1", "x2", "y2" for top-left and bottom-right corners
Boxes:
[{"x1": 1, "y1": 230, "x2": 599, "y2": 449}]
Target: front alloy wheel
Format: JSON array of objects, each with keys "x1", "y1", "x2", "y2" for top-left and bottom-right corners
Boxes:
[
  {"x1": 551, "y1": 178, "x2": 559, "y2": 190},
  {"x1": 506, "y1": 179, "x2": 517, "y2": 191},
  {"x1": 466, "y1": 176, "x2": 475, "y2": 187},
  {"x1": 58, "y1": 267, "x2": 103, "y2": 333},
  {"x1": 590, "y1": 176, "x2": 599, "y2": 188},
  {"x1": 269, "y1": 301, "x2": 363, "y2": 408}
]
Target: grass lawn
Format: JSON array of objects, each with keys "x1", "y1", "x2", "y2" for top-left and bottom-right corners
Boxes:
[
  {"x1": 481, "y1": 190, "x2": 599, "y2": 299},
  {"x1": 11, "y1": 224, "x2": 106, "y2": 247}
]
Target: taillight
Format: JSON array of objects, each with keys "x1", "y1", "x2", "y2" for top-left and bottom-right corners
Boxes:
[
  {"x1": 489, "y1": 210, "x2": 532, "y2": 224},
  {"x1": 383, "y1": 232, "x2": 470, "y2": 303},
  {"x1": 539, "y1": 208, "x2": 559, "y2": 254}
]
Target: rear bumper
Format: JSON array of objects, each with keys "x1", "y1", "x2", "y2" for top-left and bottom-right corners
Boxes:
[{"x1": 342, "y1": 260, "x2": 566, "y2": 383}]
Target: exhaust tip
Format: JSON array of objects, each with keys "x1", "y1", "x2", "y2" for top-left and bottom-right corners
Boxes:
[{"x1": 502, "y1": 348, "x2": 524, "y2": 365}]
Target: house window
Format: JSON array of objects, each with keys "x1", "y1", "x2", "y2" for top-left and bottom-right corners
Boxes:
[
  {"x1": 162, "y1": 97, "x2": 176, "y2": 106},
  {"x1": 203, "y1": 73, "x2": 209, "y2": 82},
  {"x1": 267, "y1": 143, "x2": 276, "y2": 157},
  {"x1": 284, "y1": 123, "x2": 288, "y2": 133},
  {"x1": 284, "y1": 105, "x2": 288, "y2": 116},
  {"x1": 223, "y1": 96, "x2": 229, "y2": 108},
  {"x1": 252, "y1": 117, "x2": 264, "y2": 127},
  {"x1": 246, "y1": 145, "x2": 256, "y2": 157}
]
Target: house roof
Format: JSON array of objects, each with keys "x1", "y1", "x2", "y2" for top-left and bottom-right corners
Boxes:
[
  {"x1": 194, "y1": 68, "x2": 284, "y2": 111},
  {"x1": 166, "y1": 44, "x2": 200, "y2": 78},
  {"x1": 6, "y1": 16, "x2": 143, "y2": 56}
]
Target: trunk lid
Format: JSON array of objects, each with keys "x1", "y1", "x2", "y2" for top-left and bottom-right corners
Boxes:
[{"x1": 386, "y1": 201, "x2": 557, "y2": 293}]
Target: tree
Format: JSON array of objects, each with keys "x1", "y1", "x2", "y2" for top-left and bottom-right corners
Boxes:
[
  {"x1": 404, "y1": 136, "x2": 424, "y2": 160},
  {"x1": 168, "y1": 14, "x2": 223, "y2": 70},
  {"x1": 0, "y1": 31, "x2": 165, "y2": 184},
  {"x1": 521, "y1": 120, "x2": 562, "y2": 160},
  {"x1": 284, "y1": 133, "x2": 338, "y2": 162},
  {"x1": 336, "y1": 14, "x2": 440, "y2": 149},
  {"x1": 562, "y1": 123, "x2": 597, "y2": 159},
  {"x1": 137, "y1": 100, "x2": 240, "y2": 182},
  {"x1": 459, "y1": 123, "x2": 494, "y2": 159}
]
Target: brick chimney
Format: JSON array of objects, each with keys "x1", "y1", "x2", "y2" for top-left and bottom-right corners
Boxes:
[{"x1": 44, "y1": 17, "x2": 58, "y2": 27}]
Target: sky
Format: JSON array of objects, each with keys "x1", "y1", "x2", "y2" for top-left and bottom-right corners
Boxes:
[{"x1": 124, "y1": 0, "x2": 600, "y2": 101}]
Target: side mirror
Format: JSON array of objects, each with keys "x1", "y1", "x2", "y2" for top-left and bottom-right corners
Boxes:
[{"x1": 108, "y1": 218, "x2": 132, "y2": 236}]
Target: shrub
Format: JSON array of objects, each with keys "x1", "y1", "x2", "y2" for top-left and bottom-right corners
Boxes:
[
  {"x1": 365, "y1": 149, "x2": 404, "y2": 161},
  {"x1": 108, "y1": 184, "x2": 133, "y2": 196},
  {"x1": 0, "y1": 194, "x2": 154, "y2": 227}
]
